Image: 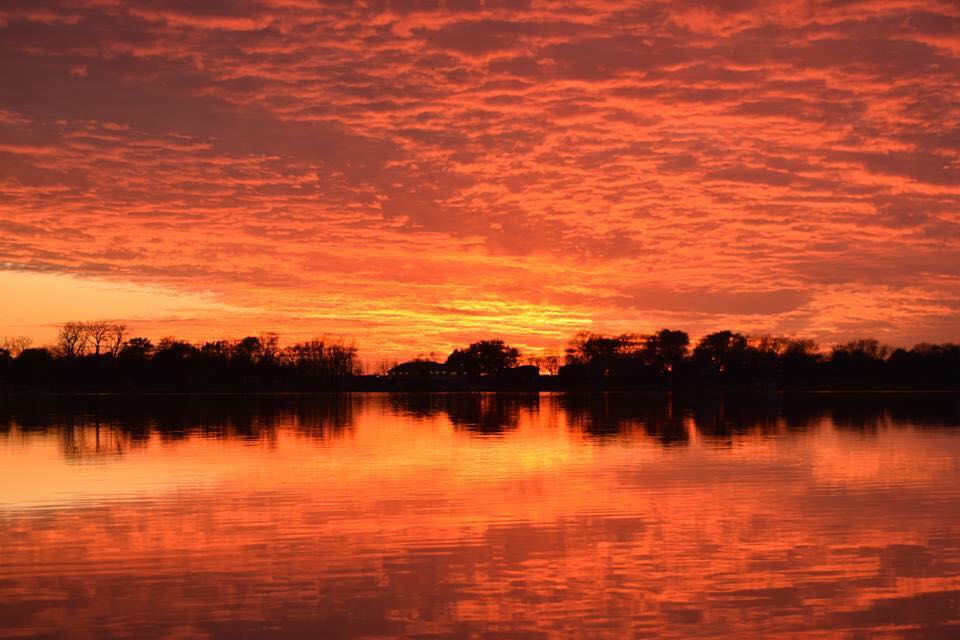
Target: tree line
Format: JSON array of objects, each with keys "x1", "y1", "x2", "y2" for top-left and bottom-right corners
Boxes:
[
  {"x1": 0, "y1": 323, "x2": 361, "y2": 391},
  {"x1": 0, "y1": 323, "x2": 958, "y2": 391},
  {"x1": 556, "y1": 330, "x2": 959, "y2": 388},
  {"x1": 387, "y1": 330, "x2": 959, "y2": 389}
]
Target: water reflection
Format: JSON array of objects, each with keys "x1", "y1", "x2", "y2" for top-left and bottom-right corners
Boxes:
[
  {"x1": 0, "y1": 392, "x2": 958, "y2": 638},
  {"x1": 389, "y1": 392, "x2": 540, "y2": 435},
  {"x1": 0, "y1": 395, "x2": 359, "y2": 461}
]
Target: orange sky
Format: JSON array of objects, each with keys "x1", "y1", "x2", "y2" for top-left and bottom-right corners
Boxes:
[{"x1": 1, "y1": 0, "x2": 959, "y2": 359}]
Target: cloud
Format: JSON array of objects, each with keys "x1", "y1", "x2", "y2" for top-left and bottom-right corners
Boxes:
[
  {"x1": 0, "y1": 0, "x2": 958, "y2": 356},
  {"x1": 624, "y1": 287, "x2": 811, "y2": 315}
]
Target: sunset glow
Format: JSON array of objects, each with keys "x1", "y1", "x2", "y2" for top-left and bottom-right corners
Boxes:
[{"x1": 1, "y1": 1, "x2": 959, "y2": 358}]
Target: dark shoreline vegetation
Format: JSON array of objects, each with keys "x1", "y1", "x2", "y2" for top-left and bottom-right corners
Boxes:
[{"x1": 1, "y1": 322, "x2": 959, "y2": 393}]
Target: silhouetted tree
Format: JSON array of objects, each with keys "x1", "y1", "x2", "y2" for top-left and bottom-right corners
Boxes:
[
  {"x1": 120, "y1": 337, "x2": 154, "y2": 360},
  {"x1": 887, "y1": 343, "x2": 960, "y2": 387},
  {"x1": 527, "y1": 353, "x2": 561, "y2": 375},
  {"x1": 84, "y1": 320, "x2": 113, "y2": 357},
  {"x1": 287, "y1": 338, "x2": 361, "y2": 384},
  {"x1": 837, "y1": 338, "x2": 890, "y2": 360},
  {"x1": 565, "y1": 332, "x2": 641, "y2": 370},
  {"x1": 828, "y1": 338, "x2": 890, "y2": 383},
  {"x1": 374, "y1": 358, "x2": 400, "y2": 376},
  {"x1": 56, "y1": 322, "x2": 88, "y2": 358},
  {"x1": 259, "y1": 332, "x2": 280, "y2": 365},
  {"x1": 644, "y1": 329, "x2": 690, "y2": 376},
  {"x1": 108, "y1": 323, "x2": 127, "y2": 357},
  {"x1": 560, "y1": 332, "x2": 650, "y2": 387},
  {"x1": 445, "y1": 340, "x2": 519, "y2": 377},
  {"x1": 0, "y1": 336, "x2": 32, "y2": 357},
  {"x1": 151, "y1": 338, "x2": 198, "y2": 387},
  {"x1": 115, "y1": 337, "x2": 154, "y2": 387},
  {"x1": 234, "y1": 336, "x2": 262, "y2": 364},
  {"x1": 692, "y1": 330, "x2": 750, "y2": 378},
  {"x1": 775, "y1": 338, "x2": 822, "y2": 384}
]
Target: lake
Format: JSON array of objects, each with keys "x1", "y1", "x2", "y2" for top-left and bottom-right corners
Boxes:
[{"x1": 1, "y1": 392, "x2": 959, "y2": 638}]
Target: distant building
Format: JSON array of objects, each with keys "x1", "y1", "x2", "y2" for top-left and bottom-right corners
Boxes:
[{"x1": 388, "y1": 360, "x2": 451, "y2": 378}]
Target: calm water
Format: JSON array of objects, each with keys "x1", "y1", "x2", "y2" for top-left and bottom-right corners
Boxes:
[{"x1": 1, "y1": 393, "x2": 959, "y2": 639}]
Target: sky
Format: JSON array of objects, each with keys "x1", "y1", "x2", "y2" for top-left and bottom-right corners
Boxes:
[{"x1": 1, "y1": 0, "x2": 958, "y2": 360}]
